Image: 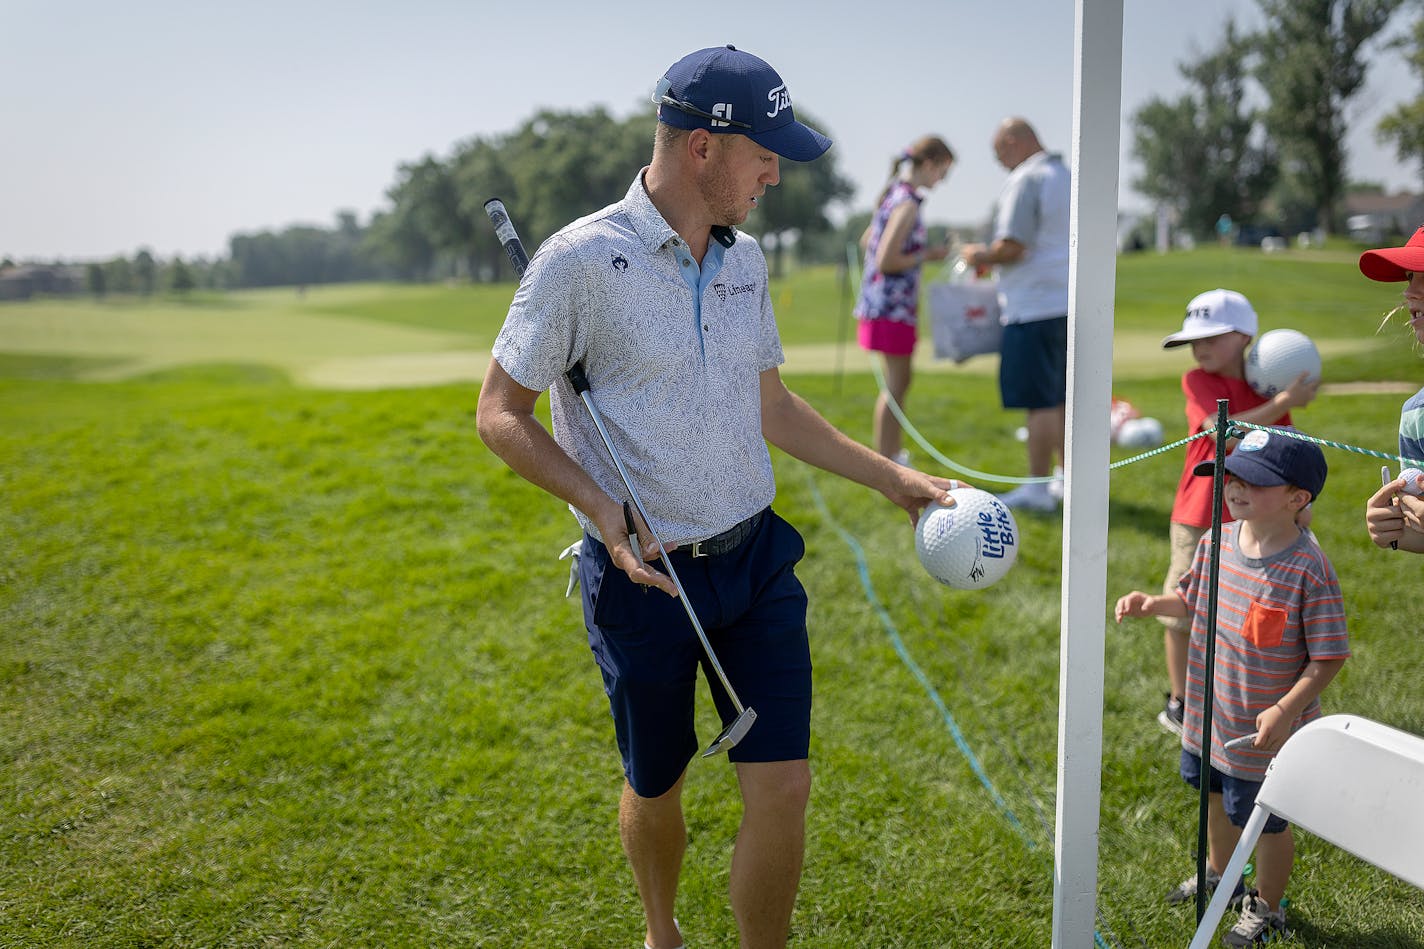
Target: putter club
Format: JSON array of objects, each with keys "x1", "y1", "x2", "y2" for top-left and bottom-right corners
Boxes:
[
  {"x1": 565, "y1": 363, "x2": 757, "y2": 756},
  {"x1": 483, "y1": 198, "x2": 757, "y2": 757}
]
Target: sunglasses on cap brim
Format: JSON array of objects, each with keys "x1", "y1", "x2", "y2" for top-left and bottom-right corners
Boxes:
[{"x1": 651, "y1": 77, "x2": 753, "y2": 131}]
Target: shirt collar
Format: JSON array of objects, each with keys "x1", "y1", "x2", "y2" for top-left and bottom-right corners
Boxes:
[{"x1": 624, "y1": 169, "x2": 738, "y2": 254}]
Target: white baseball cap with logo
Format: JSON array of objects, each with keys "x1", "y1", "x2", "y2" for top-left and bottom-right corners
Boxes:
[{"x1": 1161, "y1": 288, "x2": 1259, "y2": 348}]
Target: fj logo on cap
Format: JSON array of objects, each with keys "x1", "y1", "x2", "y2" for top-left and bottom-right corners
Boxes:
[{"x1": 711, "y1": 103, "x2": 734, "y2": 127}]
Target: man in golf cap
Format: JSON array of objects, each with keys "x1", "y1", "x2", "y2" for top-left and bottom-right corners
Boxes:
[{"x1": 477, "y1": 45, "x2": 955, "y2": 949}]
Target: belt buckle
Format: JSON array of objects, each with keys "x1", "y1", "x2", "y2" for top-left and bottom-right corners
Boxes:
[{"x1": 689, "y1": 538, "x2": 708, "y2": 558}]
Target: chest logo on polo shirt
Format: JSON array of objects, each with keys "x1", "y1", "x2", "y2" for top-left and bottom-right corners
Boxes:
[
  {"x1": 711, "y1": 281, "x2": 759, "y2": 302},
  {"x1": 611, "y1": 253, "x2": 628, "y2": 271}
]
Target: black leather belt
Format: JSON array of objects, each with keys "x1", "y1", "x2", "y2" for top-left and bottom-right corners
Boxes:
[{"x1": 687, "y1": 508, "x2": 765, "y2": 558}]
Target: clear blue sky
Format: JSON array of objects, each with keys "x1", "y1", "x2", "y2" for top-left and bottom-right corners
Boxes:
[{"x1": 2, "y1": 0, "x2": 1417, "y2": 261}]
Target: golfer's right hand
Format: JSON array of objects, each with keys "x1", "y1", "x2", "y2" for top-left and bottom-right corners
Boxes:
[{"x1": 595, "y1": 501, "x2": 678, "y2": 597}]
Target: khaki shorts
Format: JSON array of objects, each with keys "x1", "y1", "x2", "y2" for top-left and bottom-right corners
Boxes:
[{"x1": 1158, "y1": 522, "x2": 1206, "y2": 635}]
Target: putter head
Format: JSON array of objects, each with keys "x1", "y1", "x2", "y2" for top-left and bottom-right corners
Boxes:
[{"x1": 701, "y1": 707, "x2": 757, "y2": 757}]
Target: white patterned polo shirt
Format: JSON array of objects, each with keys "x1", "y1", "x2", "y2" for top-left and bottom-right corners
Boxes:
[{"x1": 491, "y1": 171, "x2": 784, "y2": 547}]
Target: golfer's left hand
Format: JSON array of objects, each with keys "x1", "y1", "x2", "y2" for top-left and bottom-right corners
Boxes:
[{"x1": 886, "y1": 471, "x2": 964, "y2": 526}]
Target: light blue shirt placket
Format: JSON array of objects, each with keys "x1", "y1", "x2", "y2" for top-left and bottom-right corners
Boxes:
[{"x1": 669, "y1": 237, "x2": 727, "y2": 362}]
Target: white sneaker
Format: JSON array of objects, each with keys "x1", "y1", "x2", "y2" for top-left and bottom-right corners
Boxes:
[
  {"x1": 1047, "y1": 465, "x2": 1065, "y2": 501},
  {"x1": 998, "y1": 484, "x2": 1058, "y2": 513},
  {"x1": 892, "y1": 449, "x2": 911, "y2": 467}
]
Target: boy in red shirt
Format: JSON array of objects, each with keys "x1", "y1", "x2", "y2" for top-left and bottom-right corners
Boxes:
[{"x1": 1152, "y1": 289, "x2": 1318, "y2": 735}]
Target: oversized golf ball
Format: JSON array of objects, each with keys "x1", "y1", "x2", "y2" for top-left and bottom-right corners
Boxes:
[
  {"x1": 1245, "y1": 329, "x2": 1321, "y2": 398},
  {"x1": 1400, "y1": 467, "x2": 1424, "y2": 496},
  {"x1": 915, "y1": 488, "x2": 1018, "y2": 590},
  {"x1": 1115, "y1": 416, "x2": 1164, "y2": 449}
]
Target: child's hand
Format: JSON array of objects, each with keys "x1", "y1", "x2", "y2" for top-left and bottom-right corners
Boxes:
[
  {"x1": 1114, "y1": 591, "x2": 1155, "y2": 622},
  {"x1": 1280, "y1": 370, "x2": 1320, "y2": 409},
  {"x1": 1254, "y1": 702, "x2": 1292, "y2": 752}
]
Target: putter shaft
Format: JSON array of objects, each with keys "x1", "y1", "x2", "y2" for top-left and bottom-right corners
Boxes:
[{"x1": 579, "y1": 391, "x2": 749, "y2": 715}]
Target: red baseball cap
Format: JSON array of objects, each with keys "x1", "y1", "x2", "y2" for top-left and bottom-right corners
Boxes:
[{"x1": 1359, "y1": 225, "x2": 1424, "y2": 282}]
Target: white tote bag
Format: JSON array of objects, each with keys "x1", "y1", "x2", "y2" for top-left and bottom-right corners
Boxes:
[{"x1": 928, "y1": 261, "x2": 1002, "y2": 363}]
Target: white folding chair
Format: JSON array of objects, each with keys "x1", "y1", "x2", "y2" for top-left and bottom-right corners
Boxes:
[{"x1": 1189, "y1": 714, "x2": 1424, "y2": 948}]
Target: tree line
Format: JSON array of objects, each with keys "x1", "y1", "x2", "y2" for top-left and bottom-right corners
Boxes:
[
  {"x1": 362, "y1": 104, "x2": 854, "y2": 283},
  {"x1": 1130, "y1": 0, "x2": 1418, "y2": 238},
  {"x1": 7, "y1": 0, "x2": 1422, "y2": 299}
]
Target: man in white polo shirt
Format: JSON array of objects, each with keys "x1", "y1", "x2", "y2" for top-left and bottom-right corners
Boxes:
[
  {"x1": 476, "y1": 45, "x2": 956, "y2": 949},
  {"x1": 960, "y1": 117, "x2": 1071, "y2": 513}
]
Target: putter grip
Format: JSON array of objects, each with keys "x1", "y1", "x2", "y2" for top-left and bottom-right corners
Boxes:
[
  {"x1": 483, "y1": 198, "x2": 530, "y2": 276},
  {"x1": 566, "y1": 362, "x2": 590, "y2": 393}
]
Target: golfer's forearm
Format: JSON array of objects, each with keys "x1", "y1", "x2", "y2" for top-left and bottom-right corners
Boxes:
[
  {"x1": 763, "y1": 390, "x2": 890, "y2": 486},
  {"x1": 478, "y1": 411, "x2": 616, "y2": 527}
]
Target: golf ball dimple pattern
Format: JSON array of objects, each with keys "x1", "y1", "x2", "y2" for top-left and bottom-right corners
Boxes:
[
  {"x1": 1400, "y1": 467, "x2": 1424, "y2": 496},
  {"x1": 915, "y1": 488, "x2": 1019, "y2": 590},
  {"x1": 1245, "y1": 328, "x2": 1321, "y2": 398}
]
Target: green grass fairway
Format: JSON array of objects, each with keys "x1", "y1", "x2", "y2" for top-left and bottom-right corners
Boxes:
[{"x1": 4, "y1": 246, "x2": 1424, "y2": 946}]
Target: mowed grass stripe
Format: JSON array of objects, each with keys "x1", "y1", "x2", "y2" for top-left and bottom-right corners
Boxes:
[{"x1": 3, "y1": 245, "x2": 1424, "y2": 945}]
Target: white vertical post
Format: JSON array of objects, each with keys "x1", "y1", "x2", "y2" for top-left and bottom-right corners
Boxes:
[{"x1": 1053, "y1": 1, "x2": 1123, "y2": 947}]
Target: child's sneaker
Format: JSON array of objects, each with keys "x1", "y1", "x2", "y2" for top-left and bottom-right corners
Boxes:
[
  {"x1": 1222, "y1": 893, "x2": 1288, "y2": 946},
  {"x1": 1165, "y1": 868, "x2": 1247, "y2": 909},
  {"x1": 1157, "y1": 693, "x2": 1185, "y2": 736},
  {"x1": 998, "y1": 483, "x2": 1058, "y2": 512}
]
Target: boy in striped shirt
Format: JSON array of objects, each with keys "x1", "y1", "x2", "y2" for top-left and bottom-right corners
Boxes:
[{"x1": 1115, "y1": 427, "x2": 1349, "y2": 946}]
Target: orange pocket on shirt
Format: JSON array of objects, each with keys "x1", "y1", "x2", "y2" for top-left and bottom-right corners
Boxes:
[{"x1": 1241, "y1": 602, "x2": 1287, "y2": 649}]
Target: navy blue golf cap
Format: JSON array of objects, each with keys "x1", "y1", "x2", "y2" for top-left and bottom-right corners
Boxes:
[
  {"x1": 653, "y1": 45, "x2": 832, "y2": 162},
  {"x1": 1193, "y1": 427, "x2": 1328, "y2": 501}
]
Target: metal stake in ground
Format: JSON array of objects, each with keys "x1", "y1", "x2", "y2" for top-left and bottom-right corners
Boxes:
[
  {"x1": 565, "y1": 362, "x2": 757, "y2": 757},
  {"x1": 1196, "y1": 398, "x2": 1231, "y2": 922},
  {"x1": 481, "y1": 196, "x2": 756, "y2": 757}
]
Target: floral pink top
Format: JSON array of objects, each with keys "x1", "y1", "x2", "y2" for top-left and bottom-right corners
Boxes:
[{"x1": 854, "y1": 181, "x2": 926, "y2": 325}]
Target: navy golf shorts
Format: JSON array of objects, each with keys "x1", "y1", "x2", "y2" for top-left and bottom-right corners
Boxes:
[
  {"x1": 1180, "y1": 748, "x2": 1289, "y2": 834},
  {"x1": 579, "y1": 508, "x2": 812, "y2": 798},
  {"x1": 999, "y1": 316, "x2": 1067, "y2": 409}
]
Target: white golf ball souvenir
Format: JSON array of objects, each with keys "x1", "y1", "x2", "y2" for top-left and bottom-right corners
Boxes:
[
  {"x1": 1115, "y1": 416, "x2": 1165, "y2": 449},
  {"x1": 915, "y1": 488, "x2": 1019, "y2": 590},
  {"x1": 1399, "y1": 467, "x2": 1424, "y2": 496},
  {"x1": 1245, "y1": 329, "x2": 1321, "y2": 398}
]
